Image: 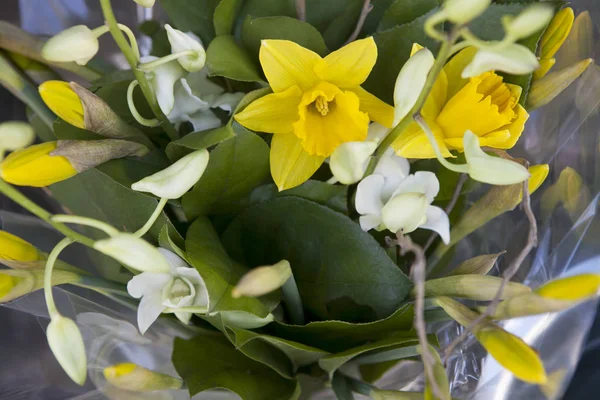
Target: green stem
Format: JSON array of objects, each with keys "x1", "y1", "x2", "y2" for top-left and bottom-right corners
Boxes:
[
  {"x1": 127, "y1": 80, "x2": 160, "y2": 127},
  {"x1": 0, "y1": 180, "x2": 95, "y2": 248},
  {"x1": 137, "y1": 50, "x2": 197, "y2": 71},
  {"x1": 77, "y1": 275, "x2": 129, "y2": 296},
  {"x1": 414, "y1": 114, "x2": 469, "y2": 174},
  {"x1": 52, "y1": 214, "x2": 119, "y2": 237},
  {"x1": 134, "y1": 198, "x2": 168, "y2": 238},
  {"x1": 44, "y1": 237, "x2": 74, "y2": 318},
  {"x1": 282, "y1": 274, "x2": 305, "y2": 325},
  {"x1": 99, "y1": 0, "x2": 179, "y2": 141}
]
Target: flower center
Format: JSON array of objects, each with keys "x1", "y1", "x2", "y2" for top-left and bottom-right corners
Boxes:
[
  {"x1": 476, "y1": 72, "x2": 516, "y2": 113},
  {"x1": 314, "y1": 95, "x2": 329, "y2": 116},
  {"x1": 167, "y1": 277, "x2": 193, "y2": 304}
]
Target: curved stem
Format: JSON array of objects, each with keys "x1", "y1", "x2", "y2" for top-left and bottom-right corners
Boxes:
[
  {"x1": 44, "y1": 238, "x2": 74, "y2": 318},
  {"x1": 424, "y1": 10, "x2": 448, "y2": 42},
  {"x1": 414, "y1": 114, "x2": 469, "y2": 174},
  {"x1": 0, "y1": 180, "x2": 95, "y2": 248},
  {"x1": 137, "y1": 50, "x2": 197, "y2": 71},
  {"x1": 134, "y1": 197, "x2": 168, "y2": 238},
  {"x1": 99, "y1": 0, "x2": 179, "y2": 141},
  {"x1": 51, "y1": 215, "x2": 119, "y2": 237},
  {"x1": 116, "y1": 24, "x2": 141, "y2": 60},
  {"x1": 76, "y1": 275, "x2": 129, "y2": 296},
  {"x1": 127, "y1": 80, "x2": 160, "y2": 127}
]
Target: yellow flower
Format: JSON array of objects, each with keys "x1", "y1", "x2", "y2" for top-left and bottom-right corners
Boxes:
[
  {"x1": 393, "y1": 46, "x2": 528, "y2": 159},
  {"x1": 0, "y1": 231, "x2": 41, "y2": 261},
  {"x1": 534, "y1": 8, "x2": 574, "y2": 79},
  {"x1": 39, "y1": 81, "x2": 85, "y2": 129},
  {"x1": 234, "y1": 38, "x2": 394, "y2": 190},
  {"x1": 104, "y1": 362, "x2": 183, "y2": 391},
  {"x1": 0, "y1": 142, "x2": 77, "y2": 187}
]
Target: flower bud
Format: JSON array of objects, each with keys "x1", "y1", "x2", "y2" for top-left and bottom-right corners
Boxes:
[
  {"x1": 0, "y1": 269, "x2": 80, "y2": 303},
  {"x1": 330, "y1": 141, "x2": 377, "y2": 185},
  {"x1": 104, "y1": 362, "x2": 183, "y2": 391},
  {"x1": 133, "y1": 0, "x2": 155, "y2": 7},
  {"x1": 381, "y1": 192, "x2": 429, "y2": 234},
  {"x1": 393, "y1": 48, "x2": 434, "y2": 126},
  {"x1": 41, "y1": 25, "x2": 99, "y2": 66},
  {"x1": 0, "y1": 231, "x2": 42, "y2": 262},
  {"x1": 39, "y1": 81, "x2": 85, "y2": 129},
  {"x1": 443, "y1": 0, "x2": 491, "y2": 25},
  {"x1": 47, "y1": 314, "x2": 87, "y2": 385},
  {"x1": 463, "y1": 131, "x2": 530, "y2": 185},
  {"x1": 165, "y1": 24, "x2": 206, "y2": 72},
  {"x1": 232, "y1": 260, "x2": 292, "y2": 298},
  {"x1": 94, "y1": 234, "x2": 171, "y2": 273},
  {"x1": 419, "y1": 275, "x2": 530, "y2": 301},
  {"x1": 370, "y1": 389, "x2": 424, "y2": 400},
  {"x1": 540, "y1": 8, "x2": 574, "y2": 60},
  {"x1": 462, "y1": 44, "x2": 539, "y2": 78},
  {"x1": 0, "y1": 121, "x2": 35, "y2": 151},
  {"x1": 215, "y1": 311, "x2": 275, "y2": 329},
  {"x1": 131, "y1": 149, "x2": 209, "y2": 199},
  {"x1": 448, "y1": 252, "x2": 504, "y2": 276},
  {"x1": 541, "y1": 166, "x2": 588, "y2": 220},
  {"x1": 503, "y1": 4, "x2": 554, "y2": 41},
  {"x1": 528, "y1": 59, "x2": 593, "y2": 110}
]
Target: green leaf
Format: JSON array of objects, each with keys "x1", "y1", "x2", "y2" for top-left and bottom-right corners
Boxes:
[
  {"x1": 242, "y1": 16, "x2": 329, "y2": 58},
  {"x1": 319, "y1": 332, "x2": 420, "y2": 379},
  {"x1": 249, "y1": 180, "x2": 348, "y2": 214},
  {"x1": 268, "y1": 304, "x2": 413, "y2": 353},
  {"x1": 332, "y1": 373, "x2": 355, "y2": 400},
  {"x1": 172, "y1": 334, "x2": 300, "y2": 399},
  {"x1": 214, "y1": 0, "x2": 244, "y2": 36},
  {"x1": 159, "y1": 223, "x2": 190, "y2": 264},
  {"x1": 166, "y1": 125, "x2": 235, "y2": 161},
  {"x1": 182, "y1": 123, "x2": 269, "y2": 218},
  {"x1": 362, "y1": 0, "x2": 395, "y2": 34},
  {"x1": 206, "y1": 35, "x2": 264, "y2": 82},
  {"x1": 378, "y1": 0, "x2": 441, "y2": 31},
  {"x1": 237, "y1": 0, "x2": 296, "y2": 20},
  {"x1": 364, "y1": 11, "x2": 441, "y2": 104},
  {"x1": 223, "y1": 197, "x2": 412, "y2": 322},
  {"x1": 158, "y1": 0, "x2": 220, "y2": 44},
  {"x1": 185, "y1": 217, "x2": 277, "y2": 317}
]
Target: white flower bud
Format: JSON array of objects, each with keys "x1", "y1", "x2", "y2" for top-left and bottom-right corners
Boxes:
[
  {"x1": 330, "y1": 141, "x2": 377, "y2": 185},
  {"x1": 165, "y1": 24, "x2": 206, "y2": 72},
  {"x1": 503, "y1": 4, "x2": 555, "y2": 41},
  {"x1": 443, "y1": 0, "x2": 491, "y2": 25},
  {"x1": 131, "y1": 149, "x2": 209, "y2": 199},
  {"x1": 462, "y1": 44, "x2": 539, "y2": 78},
  {"x1": 41, "y1": 25, "x2": 99, "y2": 66},
  {"x1": 94, "y1": 234, "x2": 171, "y2": 273},
  {"x1": 232, "y1": 260, "x2": 292, "y2": 298},
  {"x1": 217, "y1": 311, "x2": 275, "y2": 329},
  {"x1": 0, "y1": 121, "x2": 35, "y2": 151},
  {"x1": 47, "y1": 315, "x2": 87, "y2": 385},
  {"x1": 381, "y1": 192, "x2": 429, "y2": 234},
  {"x1": 393, "y1": 48, "x2": 434, "y2": 125},
  {"x1": 133, "y1": 0, "x2": 155, "y2": 7},
  {"x1": 463, "y1": 131, "x2": 529, "y2": 185}
]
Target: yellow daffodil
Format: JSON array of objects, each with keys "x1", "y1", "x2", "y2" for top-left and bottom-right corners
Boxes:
[
  {"x1": 534, "y1": 8, "x2": 574, "y2": 80},
  {"x1": 39, "y1": 81, "x2": 85, "y2": 129},
  {"x1": 393, "y1": 45, "x2": 528, "y2": 159},
  {"x1": 0, "y1": 231, "x2": 41, "y2": 262},
  {"x1": 234, "y1": 38, "x2": 394, "y2": 190}
]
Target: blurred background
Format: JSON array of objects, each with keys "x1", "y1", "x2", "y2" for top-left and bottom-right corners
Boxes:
[{"x1": 1, "y1": 0, "x2": 599, "y2": 399}]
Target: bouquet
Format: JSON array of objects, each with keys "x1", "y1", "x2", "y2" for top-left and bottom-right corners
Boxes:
[{"x1": 0, "y1": 0, "x2": 597, "y2": 398}]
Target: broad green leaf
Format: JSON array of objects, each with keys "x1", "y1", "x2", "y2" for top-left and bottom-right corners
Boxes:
[
  {"x1": 90, "y1": 70, "x2": 136, "y2": 89},
  {"x1": 270, "y1": 305, "x2": 414, "y2": 353},
  {"x1": 206, "y1": 35, "x2": 264, "y2": 82},
  {"x1": 166, "y1": 125, "x2": 234, "y2": 161},
  {"x1": 158, "y1": 0, "x2": 220, "y2": 44},
  {"x1": 249, "y1": 180, "x2": 348, "y2": 214},
  {"x1": 378, "y1": 0, "x2": 441, "y2": 31},
  {"x1": 316, "y1": 0, "x2": 364, "y2": 50},
  {"x1": 182, "y1": 123, "x2": 269, "y2": 218},
  {"x1": 242, "y1": 16, "x2": 329, "y2": 58},
  {"x1": 237, "y1": 0, "x2": 296, "y2": 21},
  {"x1": 185, "y1": 217, "x2": 277, "y2": 317},
  {"x1": 223, "y1": 197, "x2": 413, "y2": 322},
  {"x1": 332, "y1": 373, "x2": 355, "y2": 400},
  {"x1": 214, "y1": 0, "x2": 244, "y2": 36},
  {"x1": 172, "y1": 334, "x2": 300, "y2": 399},
  {"x1": 305, "y1": 0, "x2": 363, "y2": 33},
  {"x1": 362, "y1": 0, "x2": 396, "y2": 34},
  {"x1": 319, "y1": 332, "x2": 420, "y2": 378},
  {"x1": 364, "y1": 12, "x2": 441, "y2": 104}
]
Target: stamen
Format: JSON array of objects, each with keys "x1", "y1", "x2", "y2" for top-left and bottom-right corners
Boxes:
[{"x1": 314, "y1": 95, "x2": 329, "y2": 116}]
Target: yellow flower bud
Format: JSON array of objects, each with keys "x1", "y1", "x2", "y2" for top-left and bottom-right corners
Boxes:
[
  {"x1": 103, "y1": 362, "x2": 183, "y2": 391},
  {"x1": 0, "y1": 231, "x2": 42, "y2": 262},
  {"x1": 41, "y1": 25, "x2": 100, "y2": 66},
  {"x1": 533, "y1": 58, "x2": 556, "y2": 80},
  {"x1": 39, "y1": 81, "x2": 85, "y2": 129},
  {"x1": 529, "y1": 59, "x2": 593, "y2": 110},
  {"x1": 540, "y1": 8, "x2": 574, "y2": 60},
  {"x1": 535, "y1": 274, "x2": 600, "y2": 301},
  {"x1": 0, "y1": 142, "x2": 77, "y2": 187},
  {"x1": 0, "y1": 269, "x2": 79, "y2": 303},
  {"x1": 232, "y1": 260, "x2": 292, "y2": 298},
  {"x1": 0, "y1": 121, "x2": 35, "y2": 151}
]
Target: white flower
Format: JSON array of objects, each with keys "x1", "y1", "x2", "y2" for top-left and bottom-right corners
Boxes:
[
  {"x1": 47, "y1": 315, "x2": 88, "y2": 385},
  {"x1": 94, "y1": 234, "x2": 171, "y2": 273},
  {"x1": 165, "y1": 25, "x2": 206, "y2": 72},
  {"x1": 131, "y1": 148, "x2": 210, "y2": 199},
  {"x1": 142, "y1": 55, "x2": 186, "y2": 117},
  {"x1": 41, "y1": 25, "x2": 99, "y2": 66},
  {"x1": 503, "y1": 4, "x2": 554, "y2": 41},
  {"x1": 0, "y1": 121, "x2": 35, "y2": 151},
  {"x1": 462, "y1": 44, "x2": 540, "y2": 78},
  {"x1": 355, "y1": 150, "x2": 450, "y2": 243},
  {"x1": 443, "y1": 0, "x2": 491, "y2": 24},
  {"x1": 127, "y1": 249, "x2": 209, "y2": 334},
  {"x1": 393, "y1": 47, "x2": 434, "y2": 126}
]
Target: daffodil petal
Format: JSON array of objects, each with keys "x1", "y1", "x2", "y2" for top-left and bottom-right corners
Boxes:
[
  {"x1": 422, "y1": 68, "x2": 448, "y2": 120},
  {"x1": 270, "y1": 133, "x2": 325, "y2": 191},
  {"x1": 443, "y1": 46, "x2": 478, "y2": 99},
  {"x1": 476, "y1": 130, "x2": 511, "y2": 148},
  {"x1": 421, "y1": 205, "x2": 450, "y2": 244},
  {"x1": 535, "y1": 274, "x2": 600, "y2": 300},
  {"x1": 483, "y1": 104, "x2": 529, "y2": 149},
  {"x1": 259, "y1": 40, "x2": 321, "y2": 93},
  {"x1": 234, "y1": 86, "x2": 302, "y2": 134},
  {"x1": 392, "y1": 120, "x2": 453, "y2": 159},
  {"x1": 314, "y1": 37, "x2": 377, "y2": 88},
  {"x1": 349, "y1": 86, "x2": 394, "y2": 128}
]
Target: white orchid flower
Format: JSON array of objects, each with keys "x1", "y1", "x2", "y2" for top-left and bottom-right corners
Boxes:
[
  {"x1": 165, "y1": 25, "x2": 206, "y2": 72},
  {"x1": 355, "y1": 151, "x2": 450, "y2": 243},
  {"x1": 127, "y1": 248, "x2": 209, "y2": 334},
  {"x1": 142, "y1": 55, "x2": 186, "y2": 116}
]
